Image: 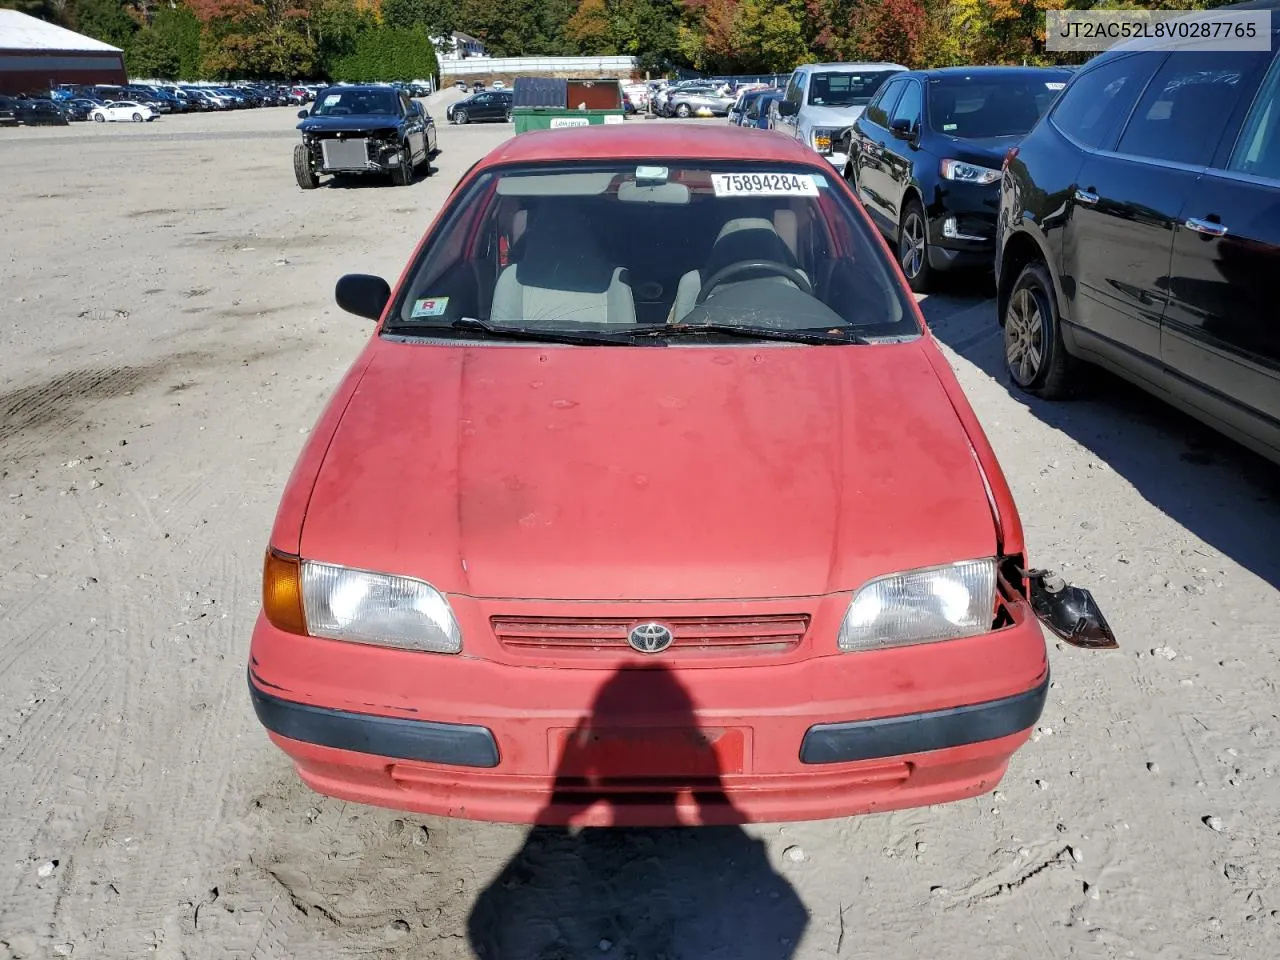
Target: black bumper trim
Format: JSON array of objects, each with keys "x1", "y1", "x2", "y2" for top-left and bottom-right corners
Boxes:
[
  {"x1": 249, "y1": 677, "x2": 500, "y2": 768},
  {"x1": 799, "y1": 673, "x2": 1049, "y2": 764}
]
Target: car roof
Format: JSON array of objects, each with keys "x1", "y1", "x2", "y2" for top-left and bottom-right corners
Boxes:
[
  {"x1": 1101, "y1": 1, "x2": 1277, "y2": 57},
  {"x1": 319, "y1": 84, "x2": 398, "y2": 94},
  {"x1": 477, "y1": 124, "x2": 825, "y2": 168},
  {"x1": 792, "y1": 62, "x2": 907, "y2": 73},
  {"x1": 903, "y1": 65, "x2": 1074, "y2": 80}
]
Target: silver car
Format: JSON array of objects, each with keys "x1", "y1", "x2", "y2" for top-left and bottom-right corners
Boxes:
[{"x1": 665, "y1": 85, "x2": 736, "y2": 118}]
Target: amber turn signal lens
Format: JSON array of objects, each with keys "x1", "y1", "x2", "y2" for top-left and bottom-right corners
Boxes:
[{"x1": 263, "y1": 548, "x2": 307, "y2": 635}]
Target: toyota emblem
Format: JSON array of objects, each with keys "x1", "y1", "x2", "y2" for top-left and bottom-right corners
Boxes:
[{"x1": 628, "y1": 622, "x2": 674, "y2": 654}]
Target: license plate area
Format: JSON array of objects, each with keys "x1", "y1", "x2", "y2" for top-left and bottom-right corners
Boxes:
[{"x1": 551, "y1": 727, "x2": 747, "y2": 777}]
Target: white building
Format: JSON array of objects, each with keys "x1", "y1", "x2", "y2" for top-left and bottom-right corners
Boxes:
[{"x1": 433, "y1": 31, "x2": 487, "y2": 62}]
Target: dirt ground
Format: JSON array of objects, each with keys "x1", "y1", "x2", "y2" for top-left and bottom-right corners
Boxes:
[{"x1": 2, "y1": 93, "x2": 1279, "y2": 960}]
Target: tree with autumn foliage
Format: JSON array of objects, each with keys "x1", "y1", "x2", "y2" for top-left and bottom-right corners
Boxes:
[{"x1": 11, "y1": 0, "x2": 1249, "y2": 84}]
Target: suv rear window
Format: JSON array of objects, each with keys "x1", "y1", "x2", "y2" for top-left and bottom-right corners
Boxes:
[{"x1": 1051, "y1": 53, "x2": 1160, "y2": 149}]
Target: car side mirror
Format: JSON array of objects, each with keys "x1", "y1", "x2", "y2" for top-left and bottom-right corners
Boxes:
[
  {"x1": 890, "y1": 117, "x2": 913, "y2": 139},
  {"x1": 297, "y1": 109, "x2": 308, "y2": 119},
  {"x1": 335, "y1": 274, "x2": 391, "y2": 321},
  {"x1": 1025, "y1": 569, "x2": 1118, "y2": 649},
  {"x1": 777, "y1": 100, "x2": 798, "y2": 117}
]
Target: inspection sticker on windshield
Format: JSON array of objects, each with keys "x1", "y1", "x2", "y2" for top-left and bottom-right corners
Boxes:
[
  {"x1": 711, "y1": 173, "x2": 818, "y2": 197},
  {"x1": 323, "y1": 94, "x2": 341, "y2": 106},
  {"x1": 410, "y1": 297, "x2": 449, "y2": 318},
  {"x1": 1046, "y1": 82, "x2": 1066, "y2": 90}
]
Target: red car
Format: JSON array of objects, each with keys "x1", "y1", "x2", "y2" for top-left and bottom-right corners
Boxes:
[{"x1": 249, "y1": 125, "x2": 1115, "y2": 827}]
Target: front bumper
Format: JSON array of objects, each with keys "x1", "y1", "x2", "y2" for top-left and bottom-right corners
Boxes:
[
  {"x1": 926, "y1": 182, "x2": 1001, "y2": 272},
  {"x1": 249, "y1": 592, "x2": 1049, "y2": 826}
]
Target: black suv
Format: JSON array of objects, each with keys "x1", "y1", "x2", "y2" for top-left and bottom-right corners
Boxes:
[
  {"x1": 997, "y1": 1, "x2": 1280, "y2": 464},
  {"x1": 845, "y1": 66, "x2": 1072, "y2": 292},
  {"x1": 447, "y1": 89, "x2": 513, "y2": 124}
]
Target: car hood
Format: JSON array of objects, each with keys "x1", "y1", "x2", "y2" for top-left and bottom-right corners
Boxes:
[
  {"x1": 934, "y1": 133, "x2": 1023, "y2": 169},
  {"x1": 297, "y1": 115, "x2": 402, "y2": 134},
  {"x1": 803, "y1": 104, "x2": 868, "y2": 127},
  {"x1": 299, "y1": 339, "x2": 997, "y2": 600}
]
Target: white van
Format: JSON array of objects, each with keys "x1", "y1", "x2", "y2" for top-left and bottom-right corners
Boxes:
[{"x1": 773, "y1": 62, "x2": 907, "y2": 170}]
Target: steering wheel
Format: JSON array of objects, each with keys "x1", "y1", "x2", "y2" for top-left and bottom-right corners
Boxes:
[{"x1": 695, "y1": 259, "x2": 814, "y2": 305}]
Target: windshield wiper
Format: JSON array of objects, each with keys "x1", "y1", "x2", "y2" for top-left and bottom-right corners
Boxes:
[
  {"x1": 397, "y1": 316, "x2": 646, "y2": 346},
  {"x1": 631, "y1": 323, "x2": 867, "y2": 345}
]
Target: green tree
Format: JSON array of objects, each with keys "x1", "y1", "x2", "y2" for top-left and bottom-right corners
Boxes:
[
  {"x1": 72, "y1": 0, "x2": 138, "y2": 48},
  {"x1": 610, "y1": 0, "x2": 679, "y2": 72},
  {"x1": 128, "y1": 24, "x2": 180, "y2": 75},
  {"x1": 332, "y1": 24, "x2": 438, "y2": 80},
  {"x1": 310, "y1": 0, "x2": 373, "y2": 78},
  {"x1": 738, "y1": 0, "x2": 807, "y2": 72},
  {"x1": 150, "y1": 3, "x2": 203, "y2": 77}
]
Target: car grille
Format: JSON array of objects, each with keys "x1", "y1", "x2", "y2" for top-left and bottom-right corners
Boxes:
[
  {"x1": 320, "y1": 138, "x2": 371, "y2": 170},
  {"x1": 491, "y1": 614, "x2": 809, "y2": 655}
]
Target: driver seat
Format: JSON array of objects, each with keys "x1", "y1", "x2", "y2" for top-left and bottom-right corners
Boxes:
[{"x1": 669, "y1": 217, "x2": 808, "y2": 323}]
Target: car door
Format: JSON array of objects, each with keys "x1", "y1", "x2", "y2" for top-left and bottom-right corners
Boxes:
[
  {"x1": 475, "y1": 93, "x2": 499, "y2": 121},
  {"x1": 776, "y1": 72, "x2": 804, "y2": 133},
  {"x1": 1162, "y1": 51, "x2": 1280, "y2": 453},
  {"x1": 877, "y1": 78, "x2": 924, "y2": 233},
  {"x1": 853, "y1": 78, "x2": 907, "y2": 230},
  {"x1": 1061, "y1": 50, "x2": 1267, "y2": 374},
  {"x1": 401, "y1": 94, "x2": 425, "y2": 159}
]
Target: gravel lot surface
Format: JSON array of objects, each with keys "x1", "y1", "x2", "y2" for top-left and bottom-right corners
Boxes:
[{"x1": 2, "y1": 92, "x2": 1279, "y2": 960}]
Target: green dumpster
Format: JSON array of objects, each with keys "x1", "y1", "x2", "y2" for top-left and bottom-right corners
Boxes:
[{"x1": 512, "y1": 77, "x2": 626, "y2": 134}]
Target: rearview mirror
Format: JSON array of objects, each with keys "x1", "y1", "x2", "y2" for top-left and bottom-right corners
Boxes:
[
  {"x1": 777, "y1": 100, "x2": 798, "y2": 117},
  {"x1": 297, "y1": 109, "x2": 308, "y2": 119},
  {"x1": 890, "y1": 117, "x2": 914, "y2": 139},
  {"x1": 1025, "y1": 569, "x2": 1118, "y2": 649},
  {"x1": 335, "y1": 274, "x2": 391, "y2": 321}
]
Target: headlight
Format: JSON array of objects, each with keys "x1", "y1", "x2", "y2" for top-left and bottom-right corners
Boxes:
[
  {"x1": 811, "y1": 127, "x2": 836, "y2": 154},
  {"x1": 301, "y1": 560, "x2": 462, "y2": 653},
  {"x1": 939, "y1": 159, "x2": 1002, "y2": 185},
  {"x1": 837, "y1": 559, "x2": 996, "y2": 651}
]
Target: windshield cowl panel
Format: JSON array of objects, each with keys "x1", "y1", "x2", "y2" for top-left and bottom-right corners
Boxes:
[{"x1": 382, "y1": 159, "x2": 918, "y2": 346}]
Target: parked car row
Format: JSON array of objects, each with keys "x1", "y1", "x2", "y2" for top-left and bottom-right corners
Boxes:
[
  {"x1": 2, "y1": 80, "x2": 432, "y2": 129},
  {"x1": 0, "y1": 94, "x2": 68, "y2": 126}
]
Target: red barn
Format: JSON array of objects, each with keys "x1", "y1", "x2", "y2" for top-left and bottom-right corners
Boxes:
[{"x1": 0, "y1": 10, "x2": 126, "y2": 97}]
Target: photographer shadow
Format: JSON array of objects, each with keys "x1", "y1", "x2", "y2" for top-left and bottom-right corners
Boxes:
[{"x1": 467, "y1": 663, "x2": 809, "y2": 960}]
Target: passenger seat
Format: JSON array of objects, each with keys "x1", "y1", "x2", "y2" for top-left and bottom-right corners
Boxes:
[{"x1": 491, "y1": 210, "x2": 636, "y2": 326}]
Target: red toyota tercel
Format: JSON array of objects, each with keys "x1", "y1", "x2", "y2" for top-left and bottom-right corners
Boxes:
[{"x1": 249, "y1": 125, "x2": 1115, "y2": 827}]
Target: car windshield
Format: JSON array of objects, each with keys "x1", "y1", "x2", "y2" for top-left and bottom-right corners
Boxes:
[
  {"x1": 312, "y1": 88, "x2": 400, "y2": 116},
  {"x1": 808, "y1": 71, "x2": 895, "y2": 107},
  {"x1": 387, "y1": 161, "x2": 915, "y2": 343},
  {"x1": 927, "y1": 75, "x2": 1068, "y2": 138}
]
